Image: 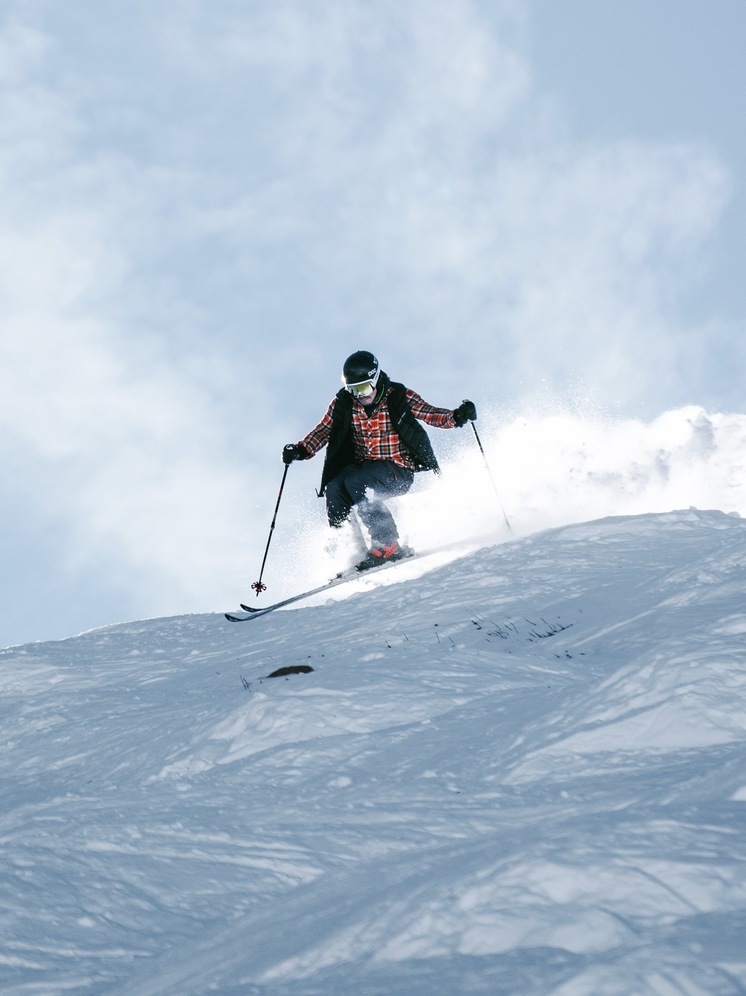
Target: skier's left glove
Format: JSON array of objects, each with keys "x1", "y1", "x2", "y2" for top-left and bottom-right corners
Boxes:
[
  {"x1": 453, "y1": 400, "x2": 477, "y2": 426},
  {"x1": 282, "y1": 443, "x2": 309, "y2": 464}
]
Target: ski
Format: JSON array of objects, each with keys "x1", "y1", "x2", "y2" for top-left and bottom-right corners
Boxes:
[
  {"x1": 224, "y1": 554, "x2": 417, "y2": 623},
  {"x1": 224, "y1": 535, "x2": 496, "y2": 623}
]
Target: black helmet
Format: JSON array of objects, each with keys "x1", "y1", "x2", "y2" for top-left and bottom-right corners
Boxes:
[{"x1": 342, "y1": 350, "x2": 380, "y2": 389}]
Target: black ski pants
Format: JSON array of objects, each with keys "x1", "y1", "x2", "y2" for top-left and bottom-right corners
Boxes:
[{"x1": 326, "y1": 460, "x2": 415, "y2": 547}]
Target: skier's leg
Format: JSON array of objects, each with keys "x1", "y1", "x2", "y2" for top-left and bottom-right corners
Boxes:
[
  {"x1": 357, "y1": 500, "x2": 398, "y2": 547},
  {"x1": 342, "y1": 461, "x2": 414, "y2": 548},
  {"x1": 325, "y1": 471, "x2": 354, "y2": 528},
  {"x1": 324, "y1": 468, "x2": 370, "y2": 571}
]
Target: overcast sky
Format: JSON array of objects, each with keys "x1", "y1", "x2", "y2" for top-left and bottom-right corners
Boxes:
[{"x1": 1, "y1": 0, "x2": 744, "y2": 648}]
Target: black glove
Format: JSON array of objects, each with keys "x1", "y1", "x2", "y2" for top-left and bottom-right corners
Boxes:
[
  {"x1": 453, "y1": 400, "x2": 477, "y2": 427},
  {"x1": 282, "y1": 443, "x2": 308, "y2": 464}
]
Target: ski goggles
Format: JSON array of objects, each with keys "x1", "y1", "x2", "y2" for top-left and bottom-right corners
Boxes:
[{"x1": 346, "y1": 380, "x2": 377, "y2": 398}]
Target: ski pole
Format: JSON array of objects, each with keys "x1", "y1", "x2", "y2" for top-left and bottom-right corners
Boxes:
[
  {"x1": 470, "y1": 421, "x2": 512, "y2": 532},
  {"x1": 251, "y1": 462, "x2": 290, "y2": 595}
]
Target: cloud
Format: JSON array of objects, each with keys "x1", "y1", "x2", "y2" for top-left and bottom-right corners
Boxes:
[
  {"x1": 137, "y1": 0, "x2": 733, "y2": 408},
  {"x1": 0, "y1": 16, "x2": 267, "y2": 615}
]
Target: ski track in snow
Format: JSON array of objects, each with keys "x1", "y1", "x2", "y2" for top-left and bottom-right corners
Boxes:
[{"x1": 1, "y1": 509, "x2": 746, "y2": 994}]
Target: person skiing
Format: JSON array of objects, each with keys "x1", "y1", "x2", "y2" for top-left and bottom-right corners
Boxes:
[{"x1": 282, "y1": 350, "x2": 477, "y2": 572}]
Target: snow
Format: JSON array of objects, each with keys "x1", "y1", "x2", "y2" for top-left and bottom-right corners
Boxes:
[{"x1": 2, "y1": 508, "x2": 746, "y2": 994}]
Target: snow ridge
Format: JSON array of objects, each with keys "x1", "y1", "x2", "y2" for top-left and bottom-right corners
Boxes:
[{"x1": 1, "y1": 509, "x2": 745, "y2": 994}]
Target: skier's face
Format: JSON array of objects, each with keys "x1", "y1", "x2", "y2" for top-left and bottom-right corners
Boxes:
[{"x1": 348, "y1": 381, "x2": 377, "y2": 405}]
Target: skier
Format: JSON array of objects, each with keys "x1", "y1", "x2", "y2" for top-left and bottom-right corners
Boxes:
[{"x1": 282, "y1": 350, "x2": 476, "y2": 572}]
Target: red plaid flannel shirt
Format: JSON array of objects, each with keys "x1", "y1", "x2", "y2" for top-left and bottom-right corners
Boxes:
[{"x1": 301, "y1": 386, "x2": 456, "y2": 470}]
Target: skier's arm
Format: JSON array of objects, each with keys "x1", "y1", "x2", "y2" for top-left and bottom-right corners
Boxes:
[
  {"x1": 282, "y1": 400, "x2": 337, "y2": 462},
  {"x1": 406, "y1": 390, "x2": 476, "y2": 429},
  {"x1": 298, "y1": 399, "x2": 336, "y2": 456}
]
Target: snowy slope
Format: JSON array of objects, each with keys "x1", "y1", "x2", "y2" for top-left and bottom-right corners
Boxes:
[{"x1": 1, "y1": 510, "x2": 745, "y2": 994}]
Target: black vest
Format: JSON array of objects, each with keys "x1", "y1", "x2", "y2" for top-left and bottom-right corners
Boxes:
[{"x1": 318, "y1": 380, "x2": 440, "y2": 496}]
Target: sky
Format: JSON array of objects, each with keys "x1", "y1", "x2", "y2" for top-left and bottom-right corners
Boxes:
[
  {"x1": 1, "y1": 509, "x2": 745, "y2": 992},
  {"x1": 1, "y1": 0, "x2": 745, "y2": 648}
]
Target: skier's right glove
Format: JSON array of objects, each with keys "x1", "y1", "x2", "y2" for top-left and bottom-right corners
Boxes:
[
  {"x1": 282, "y1": 443, "x2": 309, "y2": 464},
  {"x1": 453, "y1": 400, "x2": 477, "y2": 426}
]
